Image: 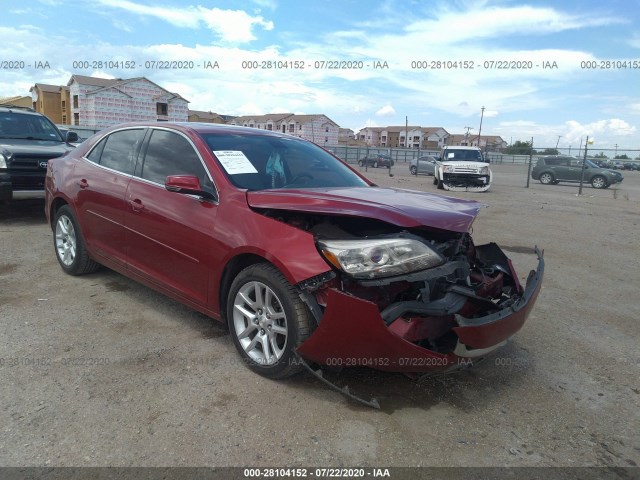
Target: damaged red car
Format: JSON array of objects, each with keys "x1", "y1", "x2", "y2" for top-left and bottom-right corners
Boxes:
[{"x1": 45, "y1": 123, "x2": 544, "y2": 382}]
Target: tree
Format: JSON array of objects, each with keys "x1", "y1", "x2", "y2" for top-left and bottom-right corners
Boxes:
[
  {"x1": 504, "y1": 140, "x2": 533, "y2": 155},
  {"x1": 539, "y1": 148, "x2": 559, "y2": 155},
  {"x1": 594, "y1": 152, "x2": 608, "y2": 158},
  {"x1": 614, "y1": 154, "x2": 630, "y2": 159}
]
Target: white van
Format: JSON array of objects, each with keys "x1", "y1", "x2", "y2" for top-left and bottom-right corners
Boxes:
[{"x1": 434, "y1": 146, "x2": 492, "y2": 192}]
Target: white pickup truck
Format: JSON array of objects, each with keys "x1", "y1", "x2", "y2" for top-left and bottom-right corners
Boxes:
[{"x1": 434, "y1": 146, "x2": 492, "y2": 192}]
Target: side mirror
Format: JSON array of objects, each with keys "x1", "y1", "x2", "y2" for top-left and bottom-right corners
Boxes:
[
  {"x1": 165, "y1": 175, "x2": 215, "y2": 200},
  {"x1": 66, "y1": 131, "x2": 79, "y2": 143}
]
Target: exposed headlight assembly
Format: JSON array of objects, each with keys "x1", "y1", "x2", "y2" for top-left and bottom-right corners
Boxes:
[
  {"x1": 479, "y1": 166, "x2": 489, "y2": 175},
  {"x1": 442, "y1": 165, "x2": 455, "y2": 173},
  {"x1": 0, "y1": 153, "x2": 7, "y2": 169},
  {"x1": 318, "y1": 238, "x2": 445, "y2": 279}
]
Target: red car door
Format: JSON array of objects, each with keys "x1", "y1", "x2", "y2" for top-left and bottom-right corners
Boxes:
[
  {"x1": 124, "y1": 128, "x2": 217, "y2": 305},
  {"x1": 73, "y1": 128, "x2": 146, "y2": 268}
]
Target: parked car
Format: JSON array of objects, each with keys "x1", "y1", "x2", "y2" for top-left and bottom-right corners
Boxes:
[
  {"x1": 45, "y1": 122, "x2": 543, "y2": 383},
  {"x1": 358, "y1": 153, "x2": 394, "y2": 168},
  {"x1": 410, "y1": 155, "x2": 437, "y2": 176},
  {"x1": 611, "y1": 161, "x2": 625, "y2": 170},
  {"x1": 434, "y1": 146, "x2": 492, "y2": 192},
  {"x1": 531, "y1": 155, "x2": 623, "y2": 189},
  {"x1": 0, "y1": 105, "x2": 77, "y2": 202}
]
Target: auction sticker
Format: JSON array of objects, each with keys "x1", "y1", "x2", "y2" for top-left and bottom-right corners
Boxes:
[{"x1": 213, "y1": 150, "x2": 258, "y2": 175}]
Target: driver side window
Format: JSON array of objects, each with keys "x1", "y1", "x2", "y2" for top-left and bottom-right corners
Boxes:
[{"x1": 140, "y1": 129, "x2": 213, "y2": 192}]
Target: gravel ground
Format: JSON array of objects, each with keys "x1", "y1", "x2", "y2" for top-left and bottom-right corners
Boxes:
[{"x1": 0, "y1": 164, "x2": 639, "y2": 469}]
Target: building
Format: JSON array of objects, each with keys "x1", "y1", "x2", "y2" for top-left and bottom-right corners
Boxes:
[
  {"x1": 447, "y1": 133, "x2": 507, "y2": 151},
  {"x1": 68, "y1": 75, "x2": 189, "y2": 128},
  {"x1": 0, "y1": 95, "x2": 32, "y2": 108},
  {"x1": 29, "y1": 84, "x2": 64, "y2": 123},
  {"x1": 230, "y1": 113, "x2": 340, "y2": 146},
  {"x1": 188, "y1": 110, "x2": 226, "y2": 124},
  {"x1": 356, "y1": 127, "x2": 385, "y2": 146}
]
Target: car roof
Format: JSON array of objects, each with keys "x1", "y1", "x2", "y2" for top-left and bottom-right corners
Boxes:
[
  {"x1": 0, "y1": 105, "x2": 42, "y2": 116},
  {"x1": 96, "y1": 121, "x2": 304, "y2": 140},
  {"x1": 442, "y1": 146, "x2": 481, "y2": 151}
]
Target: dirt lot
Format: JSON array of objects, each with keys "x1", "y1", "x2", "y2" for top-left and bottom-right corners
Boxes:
[{"x1": 0, "y1": 164, "x2": 639, "y2": 469}]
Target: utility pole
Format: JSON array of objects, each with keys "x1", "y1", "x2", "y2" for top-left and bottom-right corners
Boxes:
[
  {"x1": 464, "y1": 127, "x2": 473, "y2": 145},
  {"x1": 614, "y1": 144, "x2": 618, "y2": 157},
  {"x1": 556, "y1": 135, "x2": 561, "y2": 149},
  {"x1": 405, "y1": 116, "x2": 409, "y2": 149},
  {"x1": 477, "y1": 106, "x2": 485, "y2": 148}
]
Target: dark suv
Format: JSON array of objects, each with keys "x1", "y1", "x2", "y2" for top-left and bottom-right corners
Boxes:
[
  {"x1": 531, "y1": 155, "x2": 623, "y2": 189},
  {"x1": 0, "y1": 106, "x2": 78, "y2": 202}
]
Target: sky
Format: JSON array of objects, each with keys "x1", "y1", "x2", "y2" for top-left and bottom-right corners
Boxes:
[{"x1": 2, "y1": 0, "x2": 640, "y2": 153}]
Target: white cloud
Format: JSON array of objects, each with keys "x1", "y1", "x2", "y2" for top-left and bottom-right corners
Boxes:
[
  {"x1": 95, "y1": 0, "x2": 273, "y2": 43},
  {"x1": 376, "y1": 105, "x2": 395, "y2": 116}
]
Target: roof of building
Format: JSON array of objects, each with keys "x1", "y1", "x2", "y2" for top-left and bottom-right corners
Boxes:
[
  {"x1": 188, "y1": 110, "x2": 224, "y2": 120},
  {"x1": 232, "y1": 113, "x2": 295, "y2": 123},
  {"x1": 30, "y1": 83, "x2": 63, "y2": 93},
  {"x1": 67, "y1": 75, "x2": 122, "y2": 87}
]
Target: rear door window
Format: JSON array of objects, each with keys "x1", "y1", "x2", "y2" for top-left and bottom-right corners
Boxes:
[{"x1": 88, "y1": 128, "x2": 145, "y2": 175}]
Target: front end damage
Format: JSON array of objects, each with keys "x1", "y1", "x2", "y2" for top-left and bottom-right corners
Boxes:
[
  {"x1": 440, "y1": 163, "x2": 491, "y2": 192},
  {"x1": 255, "y1": 206, "x2": 543, "y2": 374}
]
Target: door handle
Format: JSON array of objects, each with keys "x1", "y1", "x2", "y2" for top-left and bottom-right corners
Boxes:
[
  {"x1": 78, "y1": 179, "x2": 89, "y2": 189},
  {"x1": 129, "y1": 198, "x2": 144, "y2": 212}
]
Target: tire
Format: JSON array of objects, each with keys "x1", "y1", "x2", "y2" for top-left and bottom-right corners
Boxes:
[
  {"x1": 591, "y1": 175, "x2": 607, "y2": 189},
  {"x1": 433, "y1": 176, "x2": 438, "y2": 185},
  {"x1": 539, "y1": 172, "x2": 554, "y2": 185},
  {"x1": 358, "y1": 160, "x2": 364, "y2": 167},
  {"x1": 437, "y1": 178, "x2": 444, "y2": 189},
  {"x1": 410, "y1": 166, "x2": 417, "y2": 175},
  {"x1": 53, "y1": 205, "x2": 101, "y2": 275},
  {"x1": 373, "y1": 161, "x2": 379, "y2": 168},
  {"x1": 227, "y1": 263, "x2": 313, "y2": 379}
]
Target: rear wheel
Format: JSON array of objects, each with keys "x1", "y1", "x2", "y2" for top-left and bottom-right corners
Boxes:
[
  {"x1": 410, "y1": 165, "x2": 417, "y2": 175},
  {"x1": 539, "y1": 172, "x2": 554, "y2": 185},
  {"x1": 227, "y1": 263, "x2": 313, "y2": 379},
  {"x1": 53, "y1": 205, "x2": 100, "y2": 275},
  {"x1": 373, "y1": 161, "x2": 379, "y2": 168},
  {"x1": 358, "y1": 160, "x2": 364, "y2": 167},
  {"x1": 591, "y1": 175, "x2": 607, "y2": 189}
]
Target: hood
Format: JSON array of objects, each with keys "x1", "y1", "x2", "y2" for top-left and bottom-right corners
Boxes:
[
  {"x1": 440, "y1": 160, "x2": 488, "y2": 169},
  {"x1": 0, "y1": 139, "x2": 74, "y2": 157},
  {"x1": 247, "y1": 187, "x2": 484, "y2": 233}
]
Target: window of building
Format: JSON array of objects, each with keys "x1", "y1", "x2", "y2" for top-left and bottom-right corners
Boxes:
[
  {"x1": 289, "y1": 124, "x2": 295, "y2": 133},
  {"x1": 325, "y1": 137, "x2": 328, "y2": 143},
  {"x1": 299, "y1": 125, "x2": 302, "y2": 130},
  {"x1": 73, "y1": 95, "x2": 78, "y2": 108},
  {"x1": 156, "y1": 102, "x2": 168, "y2": 115},
  {"x1": 62, "y1": 115, "x2": 67, "y2": 124},
  {"x1": 61, "y1": 100, "x2": 66, "y2": 112},
  {"x1": 73, "y1": 113, "x2": 79, "y2": 126},
  {"x1": 325, "y1": 127, "x2": 329, "y2": 132},
  {"x1": 267, "y1": 124, "x2": 272, "y2": 131}
]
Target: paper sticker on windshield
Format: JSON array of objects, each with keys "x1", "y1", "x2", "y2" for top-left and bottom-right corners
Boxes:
[{"x1": 213, "y1": 150, "x2": 258, "y2": 175}]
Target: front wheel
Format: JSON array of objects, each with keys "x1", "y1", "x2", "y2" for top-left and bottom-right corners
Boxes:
[
  {"x1": 591, "y1": 175, "x2": 607, "y2": 189},
  {"x1": 53, "y1": 205, "x2": 100, "y2": 275},
  {"x1": 358, "y1": 160, "x2": 364, "y2": 167},
  {"x1": 373, "y1": 161, "x2": 379, "y2": 168},
  {"x1": 410, "y1": 166, "x2": 417, "y2": 175},
  {"x1": 227, "y1": 263, "x2": 313, "y2": 379}
]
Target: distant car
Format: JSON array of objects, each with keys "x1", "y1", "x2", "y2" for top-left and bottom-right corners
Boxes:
[
  {"x1": 358, "y1": 153, "x2": 394, "y2": 168},
  {"x1": 434, "y1": 146, "x2": 492, "y2": 192},
  {"x1": 410, "y1": 155, "x2": 437, "y2": 176},
  {"x1": 531, "y1": 156, "x2": 623, "y2": 189},
  {"x1": 611, "y1": 162, "x2": 625, "y2": 170}
]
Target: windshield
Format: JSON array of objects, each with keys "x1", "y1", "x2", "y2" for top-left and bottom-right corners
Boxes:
[
  {"x1": 203, "y1": 133, "x2": 369, "y2": 190},
  {"x1": 443, "y1": 149, "x2": 484, "y2": 161},
  {"x1": 0, "y1": 112, "x2": 63, "y2": 141}
]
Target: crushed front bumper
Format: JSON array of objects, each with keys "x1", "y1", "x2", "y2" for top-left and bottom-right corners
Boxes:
[
  {"x1": 442, "y1": 173, "x2": 491, "y2": 192},
  {"x1": 297, "y1": 247, "x2": 544, "y2": 372}
]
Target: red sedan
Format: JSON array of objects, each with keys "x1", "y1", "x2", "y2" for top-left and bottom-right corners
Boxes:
[{"x1": 45, "y1": 122, "x2": 543, "y2": 382}]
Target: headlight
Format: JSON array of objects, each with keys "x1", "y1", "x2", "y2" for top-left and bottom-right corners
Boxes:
[
  {"x1": 318, "y1": 238, "x2": 445, "y2": 279},
  {"x1": 479, "y1": 166, "x2": 489, "y2": 175},
  {"x1": 442, "y1": 165, "x2": 454, "y2": 173},
  {"x1": 0, "y1": 153, "x2": 7, "y2": 169}
]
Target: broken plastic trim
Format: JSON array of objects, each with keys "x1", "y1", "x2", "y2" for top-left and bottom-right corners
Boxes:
[{"x1": 295, "y1": 353, "x2": 380, "y2": 409}]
